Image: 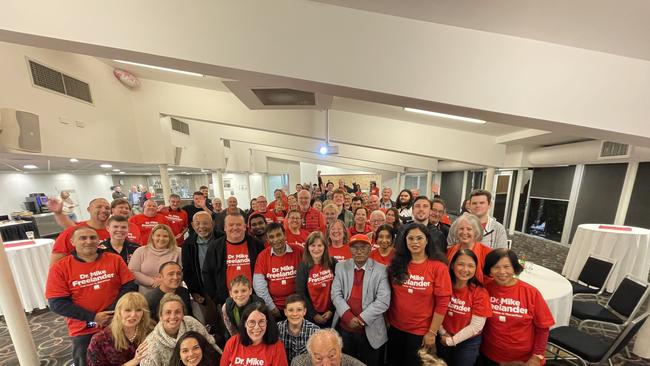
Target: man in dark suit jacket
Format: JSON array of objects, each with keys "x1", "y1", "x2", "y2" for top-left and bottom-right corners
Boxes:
[{"x1": 331, "y1": 234, "x2": 391, "y2": 366}]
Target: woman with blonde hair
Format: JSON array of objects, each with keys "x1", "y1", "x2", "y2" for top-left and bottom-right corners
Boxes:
[
  {"x1": 87, "y1": 292, "x2": 153, "y2": 366},
  {"x1": 128, "y1": 224, "x2": 182, "y2": 294}
]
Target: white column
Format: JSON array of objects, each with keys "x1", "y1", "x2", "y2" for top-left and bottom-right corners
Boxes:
[
  {"x1": 426, "y1": 171, "x2": 433, "y2": 197},
  {"x1": 213, "y1": 170, "x2": 225, "y2": 199},
  {"x1": 484, "y1": 167, "x2": 496, "y2": 192},
  {"x1": 460, "y1": 171, "x2": 468, "y2": 202},
  {"x1": 508, "y1": 168, "x2": 525, "y2": 235},
  {"x1": 396, "y1": 172, "x2": 402, "y2": 192},
  {"x1": 614, "y1": 162, "x2": 639, "y2": 225},
  {"x1": 246, "y1": 173, "x2": 252, "y2": 203},
  {"x1": 158, "y1": 164, "x2": 171, "y2": 205},
  {"x1": 561, "y1": 164, "x2": 585, "y2": 245},
  {"x1": 0, "y1": 238, "x2": 40, "y2": 366}
]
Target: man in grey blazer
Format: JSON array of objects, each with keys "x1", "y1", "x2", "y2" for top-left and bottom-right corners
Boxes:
[{"x1": 331, "y1": 233, "x2": 391, "y2": 366}]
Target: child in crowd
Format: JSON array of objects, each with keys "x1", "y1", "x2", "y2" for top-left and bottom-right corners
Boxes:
[
  {"x1": 277, "y1": 294, "x2": 320, "y2": 363},
  {"x1": 221, "y1": 275, "x2": 263, "y2": 337}
]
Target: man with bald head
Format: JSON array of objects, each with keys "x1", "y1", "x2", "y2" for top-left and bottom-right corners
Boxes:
[
  {"x1": 291, "y1": 329, "x2": 365, "y2": 366},
  {"x1": 46, "y1": 226, "x2": 136, "y2": 366},
  {"x1": 128, "y1": 199, "x2": 171, "y2": 246},
  {"x1": 50, "y1": 198, "x2": 112, "y2": 265},
  {"x1": 214, "y1": 196, "x2": 246, "y2": 231},
  {"x1": 297, "y1": 189, "x2": 326, "y2": 233},
  {"x1": 367, "y1": 195, "x2": 380, "y2": 214}
]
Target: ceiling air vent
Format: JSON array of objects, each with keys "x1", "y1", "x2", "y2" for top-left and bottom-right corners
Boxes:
[
  {"x1": 251, "y1": 88, "x2": 316, "y2": 106},
  {"x1": 599, "y1": 141, "x2": 630, "y2": 159},
  {"x1": 170, "y1": 117, "x2": 190, "y2": 135},
  {"x1": 28, "y1": 60, "x2": 93, "y2": 103}
]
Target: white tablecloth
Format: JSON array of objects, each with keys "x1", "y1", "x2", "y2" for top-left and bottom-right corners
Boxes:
[
  {"x1": 0, "y1": 238, "x2": 53, "y2": 316},
  {"x1": 562, "y1": 224, "x2": 650, "y2": 293},
  {"x1": 519, "y1": 262, "x2": 573, "y2": 328}
]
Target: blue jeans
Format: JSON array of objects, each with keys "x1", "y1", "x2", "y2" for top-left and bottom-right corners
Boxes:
[{"x1": 437, "y1": 334, "x2": 482, "y2": 366}]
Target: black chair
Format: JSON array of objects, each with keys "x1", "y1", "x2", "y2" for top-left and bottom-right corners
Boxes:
[
  {"x1": 572, "y1": 275, "x2": 650, "y2": 332},
  {"x1": 547, "y1": 312, "x2": 649, "y2": 366},
  {"x1": 568, "y1": 255, "x2": 616, "y2": 300}
]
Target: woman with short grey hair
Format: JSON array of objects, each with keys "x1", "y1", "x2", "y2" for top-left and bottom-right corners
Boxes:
[{"x1": 446, "y1": 213, "x2": 492, "y2": 284}]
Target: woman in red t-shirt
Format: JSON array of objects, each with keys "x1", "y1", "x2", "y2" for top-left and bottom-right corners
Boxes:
[
  {"x1": 284, "y1": 209, "x2": 309, "y2": 247},
  {"x1": 437, "y1": 249, "x2": 492, "y2": 366},
  {"x1": 479, "y1": 249, "x2": 554, "y2": 366},
  {"x1": 295, "y1": 231, "x2": 338, "y2": 328},
  {"x1": 369, "y1": 224, "x2": 396, "y2": 266},
  {"x1": 220, "y1": 303, "x2": 288, "y2": 366},
  {"x1": 348, "y1": 207, "x2": 371, "y2": 237},
  {"x1": 446, "y1": 213, "x2": 492, "y2": 284},
  {"x1": 326, "y1": 220, "x2": 351, "y2": 262},
  {"x1": 387, "y1": 223, "x2": 452, "y2": 366}
]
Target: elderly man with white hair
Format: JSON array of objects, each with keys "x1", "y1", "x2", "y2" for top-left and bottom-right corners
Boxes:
[{"x1": 290, "y1": 329, "x2": 365, "y2": 366}]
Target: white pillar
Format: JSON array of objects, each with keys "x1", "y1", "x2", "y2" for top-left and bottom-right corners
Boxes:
[
  {"x1": 508, "y1": 168, "x2": 525, "y2": 235},
  {"x1": 0, "y1": 238, "x2": 40, "y2": 366},
  {"x1": 484, "y1": 167, "x2": 496, "y2": 192},
  {"x1": 213, "y1": 171, "x2": 224, "y2": 199},
  {"x1": 245, "y1": 173, "x2": 252, "y2": 203},
  {"x1": 614, "y1": 162, "x2": 639, "y2": 225},
  {"x1": 426, "y1": 171, "x2": 433, "y2": 197},
  {"x1": 561, "y1": 164, "x2": 585, "y2": 245},
  {"x1": 158, "y1": 164, "x2": 171, "y2": 205},
  {"x1": 396, "y1": 172, "x2": 402, "y2": 192}
]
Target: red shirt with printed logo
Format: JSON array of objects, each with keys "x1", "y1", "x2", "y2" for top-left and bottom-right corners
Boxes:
[
  {"x1": 369, "y1": 249, "x2": 395, "y2": 266},
  {"x1": 329, "y1": 244, "x2": 352, "y2": 262},
  {"x1": 388, "y1": 259, "x2": 452, "y2": 335},
  {"x1": 226, "y1": 241, "x2": 252, "y2": 289},
  {"x1": 45, "y1": 252, "x2": 134, "y2": 336},
  {"x1": 443, "y1": 284, "x2": 492, "y2": 335},
  {"x1": 220, "y1": 334, "x2": 288, "y2": 366},
  {"x1": 481, "y1": 279, "x2": 555, "y2": 363},
  {"x1": 446, "y1": 242, "x2": 492, "y2": 284},
  {"x1": 285, "y1": 229, "x2": 309, "y2": 247},
  {"x1": 52, "y1": 222, "x2": 110, "y2": 255},
  {"x1": 128, "y1": 213, "x2": 170, "y2": 246},
  {"x1": 254, "y1": 244, "x2": 303, "y2": 310},
  {"x1": 306, "y1": 263, "x2": 335, "y2": 313},
  {"x1": 127, "y1": 222, "x2": 141, "y2": 244},
  {"x1": 160, "y1": 207, "x2": 188, "y2": 246}
]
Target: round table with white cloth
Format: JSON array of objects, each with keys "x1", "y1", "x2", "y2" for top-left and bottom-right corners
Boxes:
[
  {"x1": 562, "y1": 224, "x2": 650, "y2": 293},
  {"x1": 518, "y1": 262, "x2": 573, "y2": 328},
  {"x1": 0, "y1": 238, "x2": 54, "y2": 316}
]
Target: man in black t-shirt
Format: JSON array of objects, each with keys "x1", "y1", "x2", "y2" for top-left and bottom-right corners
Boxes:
[
  {"x1": 144, "y1": 261, "x2": 193, "y2": 321},
  {"x1": 183, "y1": 191, "x2": 216, "y2": 236}
]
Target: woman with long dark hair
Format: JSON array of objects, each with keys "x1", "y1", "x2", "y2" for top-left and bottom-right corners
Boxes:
[
  {"x1": 395, "y1": 189, "x2": 414, "y2": 224},
  {"x1": 437, "y1": 249, "x2": 491, "y2": 366},
  {"x1": 369, "y1": 224, "x2": 396, "y2": 266},
  {"x1": 385, "y1": 207, "x2": 402, "y2": 231},
  {"x1": 169, "y1": 331, "x2": 221, "y2": 366},
  {"x1": 387, "y1": 223, "x2": 452, "y2": 366}
]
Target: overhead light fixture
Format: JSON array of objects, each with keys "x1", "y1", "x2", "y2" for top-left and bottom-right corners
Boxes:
[
  {"x1": 112, "y1": 169, "x2": 120, "y2": 172},
  {"x1": 69, "y1": 158, "x2": 79, "y2": 163},
  {"x1": 119, "y1": 171, "x2": 126, "y2": 174},
  {"x1": 114, "y1": 60, "x2": 203, "y2": 77},
  {"x1": 404, "y1": 107, "x2": 486, "y2": 124},
  {"x1": 23, "y1": 164, "x2": 38, "y2": 169},
  {"x1": 167, "y1": 168, "x2": 174, "y2": 171},
  {"x1": 100, "y1": 164, "x2": 112, "y2": 168},
  {"x1": 319, "y1": 145, "x2": 339, "y2": 155}
]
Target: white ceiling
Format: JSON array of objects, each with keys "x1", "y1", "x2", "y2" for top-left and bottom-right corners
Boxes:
[{"x1": 312, "y1": 0, "x2": 650, "y2": 61}]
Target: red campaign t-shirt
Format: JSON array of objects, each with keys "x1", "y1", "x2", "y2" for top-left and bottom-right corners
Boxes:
[
  {"x1": 388, "y1": 259, "x2": 453, "y2": 335},
  {"x1": 45, "y1": 252, "x2": 134, "y2": 336},
  {"x1": 127, "y1": 222, "x2": 141, "y2": 244},
  {"x1": 443, "y1": 284, "x2": 492, "y2": 335},
  {"x1": 254, "y1": 244, "x2": 303, "y2": 310},
  {"x1": 307, "y1": 263, "x2": 335, "y2": 313},
  {"x1": 52, "y1": 222, "x2": 110, "y2": 255},
  {"x1": 226, "y1": 241, "x2": 253, "y2": 289},
  {"x1": 348, "y1": 225, "x2": 371, "y2": 237},
  {"x1": 369, "y1": 249, "x2": 395, "y2": 267},
  {"x1": 261, "y1": 210, "x2": 278, "y2": 224},
  {"x1": 161, "y1": 208, "x2": 188, "y2": 246},
  {"x1": 481, "y1": 280, "x2": 555, "y2": 363},
  {"x1": 220, "y1": 334, "x2": 288, "y2": 366},
  {"x1": 128, "y1": 213, "x2": 170, "y2": 246},
  {"x1": 329, "y1": 244, "x2": 352, "y2": 262},
  {"x1": 285, "y1": 229, "x2": 309, "y2": 247},
  {"x1": 446, "y1": 242, "x2": 492, "y2": 284}
]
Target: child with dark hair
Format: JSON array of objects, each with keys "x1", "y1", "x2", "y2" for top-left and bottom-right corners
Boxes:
[{"x1": 277, "y1": 294, "x2": 320, "y2": 363}]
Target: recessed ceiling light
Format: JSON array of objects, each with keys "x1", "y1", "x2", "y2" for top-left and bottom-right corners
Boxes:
[
  {"x1": 23, "y1": 164, "x2": 38, "y2": 169},
  {"x1": 119, "y1": 171, "x2": 126, "y2": 174},
  {"x1": 112, "y1": 169, "x2": 120, "y2": 172},
  {"x1": 100, "y1": 164, "x2": 112, "y2": 168},
  {"x1": 404, "y1": 107, "x2": 486, "y2": 124},
  {"x1": 69, "y1": 158, "x2": 79, "y2": 163},
  {"x1": 114, "y1": 60, "x2": 204, "y2": 77},
  {"x1": 167, "y1": 168, "x2": 174, "y2": 171}
]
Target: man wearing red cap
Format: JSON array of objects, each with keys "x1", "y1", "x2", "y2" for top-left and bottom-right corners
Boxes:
[{"x1": 331, "y1": 234, "x2": 391, "y2": 366}]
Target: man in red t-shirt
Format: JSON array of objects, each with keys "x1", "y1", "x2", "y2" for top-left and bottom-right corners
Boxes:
[
  {"x1": 158, "y1": 194, "x2": 189, "y2": 246},
  {"x1": 253, "y1": 223, "x2": 303, "y2": 318},
  {"x1": 254, "y1": 195, "x2": 278, "y2": 224},
  {"x1": 128, "y1": 199, "x2": 171, "y2": 246},
  {"x1": 297, "y1": 190, "x2": 326, "y2": 234},
  {"x1": 46, "y1": 226, "x2": 137, "y2": 366},
  {"x1": 50, "y1": 198, "x2": 112, "y2": 265}
]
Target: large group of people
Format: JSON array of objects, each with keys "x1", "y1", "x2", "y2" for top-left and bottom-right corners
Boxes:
[{"x1": 45, "y1": 177, "x2": 553, "y2": 366}]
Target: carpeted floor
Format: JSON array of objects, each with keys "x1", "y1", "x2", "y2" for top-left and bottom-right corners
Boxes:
[{"x1": 1, "y1": 232, "x2": 649, "y2": 365}]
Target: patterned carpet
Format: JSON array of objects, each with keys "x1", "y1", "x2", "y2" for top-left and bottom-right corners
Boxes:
[{"x1": 1, "y1": 233, "x2": 649, "y2": 365}]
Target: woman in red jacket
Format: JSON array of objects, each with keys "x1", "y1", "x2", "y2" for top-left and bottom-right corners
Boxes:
[{"x1": 479, "y1": 249, "x2": 554, "y2": 366}]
